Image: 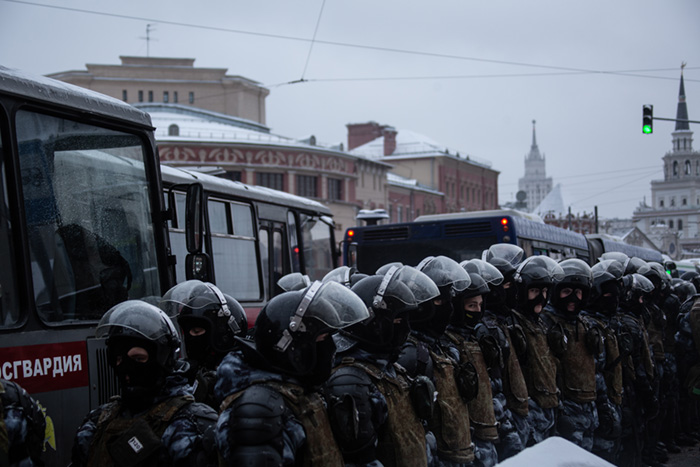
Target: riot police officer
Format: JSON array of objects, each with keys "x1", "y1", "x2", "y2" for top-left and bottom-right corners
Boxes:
[
  {"x1": 1, "y1": 379, "x2": 46, "y2": 467},
  {"x1": 442, "y1": 272, "x2": 500, "y2": 467},
  {"x1": 468, "y1": 257, "x2": 530, "y2": 453},
  {"x1": 72, "y1": 300, "x2": 218, "y2": 466},
  {"x1": 510, "y1": 255, "x2": 564, "y2": 446},
  {"x1": 581, "y1": 259, "x2": 626, "y2": 463},
  {"x1": 160, "y1": 280, "x2": 248, "y2": 408},
  {"x1": 541, "y1": 258, "x2": 601, "y2": 451},
  {"x1": 399, "y1": 256, "x2": 477, "y2": 466},
  {"x1": 326, "y1": 267, "x2": 435, "y2": 466},
  {"x1": 215, "y1": 281, "x2": 369, "y2": 466},
  {"x1": 612, "y1": 272, "x2": 656, "y2": 467}
]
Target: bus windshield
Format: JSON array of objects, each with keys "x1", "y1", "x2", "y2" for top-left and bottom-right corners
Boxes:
[{"x1": 16, "y1": 110, "x2": 161, "y2": 324}]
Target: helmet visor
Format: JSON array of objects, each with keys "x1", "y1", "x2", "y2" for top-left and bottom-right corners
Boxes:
[
  {"x1": 417, "y1": 256, "x2": 471, "y2": 292},
  {"x1": 483, "y1": 243, "x2": 525, "y2": 266},
  {"x1": 278, "y1": 272, "x2": 311, "y2": 292},
  {"x1": 461, "y1": 259, "x2": 504, "y2": 286},
  {"x1": 96, "y1": 301, "x2": 177, "y2": 341},
  {"x1": 592, "y1": 259, "x2": 624, "y2": 280},
  {"x1": 159, "y1": 280, "x2": 218, "y2": 317},
  {"x1": 630, "y1": 273, "x2": 655, "y2": 293},
  {"x1": 322, "y1": 267, "x2": 355, "y2": 286},
  {"x1": 393, "y1": 266, "x2": 440, "y2": 304},
  {"x1": 296, "y1": 281, "x2": 370, "y2": 330},
  {"x1": 515, "y1": 256, "x2": 565, "y2": 283}
]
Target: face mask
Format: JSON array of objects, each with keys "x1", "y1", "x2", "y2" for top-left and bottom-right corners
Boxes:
[
  {"x1": 523, "y1": 289, "x2": 548, "y2": 316},
  {"x1": 305, "y1": 337, "x2": 337, "y2": 386},
  {"x1": 556, "y1": 290, "x2": 583, "y2": 316},
  {"x1": 184, "y1": 333, "x2": 211, "y2": 366},
  {"x1": 114, "y1": 357, "x2": 163, "y2": 411},
  {"x1": 485, "y1": 285, "x2": 507, "y2": 310}
]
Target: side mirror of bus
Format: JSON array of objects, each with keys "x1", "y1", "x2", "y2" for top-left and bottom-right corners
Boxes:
[
  {"x1": 185, "y1": 183, "x2": 204, "y2": 254},
  {"x1": 185, "y1": 252, "x2": 212, "y2": 282}
]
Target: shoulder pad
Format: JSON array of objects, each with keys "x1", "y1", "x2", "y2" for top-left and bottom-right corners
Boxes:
[
  {"x1": 226, "y1": 385, "x2": 286, "y2": 446},
  {"x1": 327, "y1": 365, "x2": 373, "y2": 388}
]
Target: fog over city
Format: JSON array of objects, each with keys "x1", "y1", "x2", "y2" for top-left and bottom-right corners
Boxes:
[{"x1": 1, "y1": 0, "x2": 698, "y2": 218}]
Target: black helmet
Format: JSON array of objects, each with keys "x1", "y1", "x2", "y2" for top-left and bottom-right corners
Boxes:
[
  {"x1": 254, "y1": 281, "x2": 369, "y2": 382},
  {"x1": 589, "y1": 259, "x2": 624, "y2": 314},
  {"x1": 97, "y1": 300, "x2": 182, "y2": 408},
  {"x1": 625, "y1": 257, "x2": 649, "y2": 276},
  {"x1": 346, "y1": 268, "x2": 418, "y2": 353},
  {"x1": 160, "y1": 280, "x2": 247, "y2": 355},
  {"x1": 482, "y1": 243, "x2": 525, "y2": 279},
  {"x1": 98, "y1": 300, "x2": 180, "y2": 370},
  {"x1": 323, "y1": 266, "x2": 368, "y2": 288},
  {"x1": 599, "y1": 252, "x2": 629, "y2": 266},
  {"x1": 644, "y1": 262, "x2": 671, "y2": 297},
  {"x1": 277, "y1": 273, "x2": 311, "y2": 292},
  {"x1": 451, "y1": 272, "x2": 490, "y2": 327},
  {"x1": 417, "y1": 256, "x2": 471, "y2": 296},
  {"x1": 550, "y1": 259, "x2": 592, "y2": 315},
  {"x1": 512, "y1": 256, "x2": 564, "y2": 314},
  {"x1": 673, "y1": 280, "x2": 697, "y2": 303},
  {"x1": 620, "y1": 273, "x2": 654, "y2": 311},
  {"x1": 461, "y1": 259, "x2": 504, "y2": 286},
  {"x1": 376, "y1": 262, "x2": 404, "y2": 275},
  {"x1": 680, "y1": 271, "x2": 700, "y2": 292}
]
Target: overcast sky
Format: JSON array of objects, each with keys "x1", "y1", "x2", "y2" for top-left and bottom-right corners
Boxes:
[{"x1": 1, "y1": 0, "x2": 699, "y2": 219}]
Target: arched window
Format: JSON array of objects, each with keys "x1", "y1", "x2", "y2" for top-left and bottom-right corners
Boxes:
[
  {"x1": 685, "y1": 160, "x2": 691, "y2": 175},
  {"x1": 678, "y1": 219, "x2": 683, "y2": 231},
  {"x1": 168, "y1": 124, "x2": 180, "y2": 136},
  {"x1": 673, "y1": 161, "x2": 679, "y2": 176}
]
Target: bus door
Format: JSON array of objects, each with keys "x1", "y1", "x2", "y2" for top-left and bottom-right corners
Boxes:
[{"x1": 259, "y1": 221, "x2": 289, "y2": 300}]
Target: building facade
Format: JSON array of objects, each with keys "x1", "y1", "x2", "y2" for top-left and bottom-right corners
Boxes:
[
  {"x1": 47, "y1": 56, "x2": 269, "y2": 124},
  {"x1": 633, "y1": 68, "x2": 700, "y2": 257},
  {"x1": 347, "y1": 121, "x2": 499, "y2": 221},
  {"x1": 518, "y1": 120, "x2": 553, "y2": 212}
]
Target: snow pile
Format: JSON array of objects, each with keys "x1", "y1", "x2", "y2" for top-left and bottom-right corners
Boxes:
[{"x1": 497, "y1": 437, "x2": 614, "y2": 467}]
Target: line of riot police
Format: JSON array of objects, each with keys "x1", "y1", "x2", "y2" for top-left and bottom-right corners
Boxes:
[{"x1": 9, "y1": 243, "x2": 700, "y2": 466}]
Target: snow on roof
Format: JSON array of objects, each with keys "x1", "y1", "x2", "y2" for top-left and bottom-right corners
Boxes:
[
  {"x1": 533, "y1": 183, "x2": 567, "y2": 217},
  {"x1": 349, "y1": 128, "x2": 492, "y2": 168},
  {"x1": 386, "y1": 172, "x2": 443, "y2": 195},
  {"x1": 498, "y1": 436, "x2": 614, "y2": 467}
]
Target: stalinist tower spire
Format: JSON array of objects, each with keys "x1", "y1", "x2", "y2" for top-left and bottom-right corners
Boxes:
[
  {"x1": 672, "y1": 62, "x2": 693, "y2": 153},
  {"x1": 518, "y1": 119, "x2": 552, "y2": 212}
]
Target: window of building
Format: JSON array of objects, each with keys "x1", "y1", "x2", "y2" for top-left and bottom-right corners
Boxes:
[
  {"x1": 256, "y1": 172, "x2": 284, "y2": 191},
  {"x1": 189, "y1": 92, "x2": 195, "y2": 104},
  {"x1": 138, "y1": 90, "x2": 144, "y2": 102},
  {"x1": 669, "y1": 220, "x2": 674, "y2": 229},
  {"x1": 222, "y1": 171, "x2": 242, "y2": 182},
  {"x1": 671, "y1": 197, "x2": 676, "y2": 207},
  {"x1": 683, "y1": 198, "x2": 688, "y2": 206},
  {"x1": 296, "y1": 175, "x2": 318, "y2": 198},
  {"x1": 163, "y1": 91, "x2": 169, "y2": 103},
  {"x1": 659, "y1": 199, "x2": 664, "y2": 207},
  {"x1": 686, "y1": 160, "x2": 691, "y2": 175},
  {"x1": 168, "y1": 124, "x2": 179, "y2": 136},
  {"x1": 122, "y1": 90, "x2": 128, "y2": 102},
  {"x1": 397, "y1": 206, "x2": 403, "y2": 223},
  {"x1": 148, "y1": 91, "x2": 154, "y2": 102},
  {"x1": 174, "y1": 91, "x2": 179, "y2": 103},
  {"x1": 673, "y1": 161, "x2": 679, "y2": 176},
  {"x1": 328, "y1": 178, "x2": 343, "y2": 201},
  {"x1": 678, "y1": 219, "x2": 683, "y2": 231}
]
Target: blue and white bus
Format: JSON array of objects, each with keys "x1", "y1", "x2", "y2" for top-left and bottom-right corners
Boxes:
[{"x1": 342, "y1": 209, "x2": 662, "y2": 273}]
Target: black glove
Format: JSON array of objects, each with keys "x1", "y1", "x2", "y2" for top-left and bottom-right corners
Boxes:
[
  {"x1": 454, "y1": 361, "x2": 479, "y2": 403},
  {"x1": 478, "y1": 334, "x2": 503, "y2": 369},
  {"x1": 547, "y1": 323, "x2": 568, "y2": 357},
  {"x1": 597, "y1": 400, "x2": 622, "y2": 440},
  {"x1": 617, "y1": 332, "x2": 633, "y2": 357},
  {"x1": 585, "y1": 326, "x2": 604, "y2": 356},
  {"x1": 410, "y1": 375, "x2": 436, "y2": 421}
]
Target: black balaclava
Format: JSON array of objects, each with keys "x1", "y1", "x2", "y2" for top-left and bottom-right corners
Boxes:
[
  {"x1": 553, "y1": 285, "x2": 584, "y2": 318},
  {"x1": 461, "y1": 295, "x2": 483, "y2": 328},
  {"x1": 521, "y1": 286, "x2": 549, "y2": 318},
  {"x1": 592, "y1": 280, "x2": 620, "y2": 316},
  {"x1": 109, "y1": 338, "x2": 165, "y2": 412},
  {"x1": 412, "y1": 287, "x2": 452, "y2": 339},
  {"x1": 306, "y1": 335, "x2": 337, "y2": 387}
]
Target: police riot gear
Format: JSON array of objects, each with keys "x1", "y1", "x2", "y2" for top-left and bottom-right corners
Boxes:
[
  {"x1": 277, "y1": 272, "x2": 311, "y2": 292},
  {"x1": 550, "y1": 259, "x2": 592, "y2": 318}
]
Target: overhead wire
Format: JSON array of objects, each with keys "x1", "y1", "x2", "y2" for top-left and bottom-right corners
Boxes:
[
  {"x1": 300, "y1": 0, "x2": 327, "y2": 81},
  {"x1": 5, "y1": 0, "x2": 699, "y2": 86}
]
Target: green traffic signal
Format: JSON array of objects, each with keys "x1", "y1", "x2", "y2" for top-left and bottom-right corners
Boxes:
[{"x1": 642, "y1": 104, "x2": 653, "y2": 134}]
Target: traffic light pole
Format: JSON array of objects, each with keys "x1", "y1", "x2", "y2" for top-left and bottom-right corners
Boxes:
[{"x1": 652, "y1": 117, "x2": 700, "y2": 125}]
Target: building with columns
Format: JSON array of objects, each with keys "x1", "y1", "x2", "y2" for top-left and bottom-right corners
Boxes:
[
  {"x1": 518, "y1": 120, "x2": 553, "y2": 212},
  {"x1": 633, "y1": 67, "x2": 700, "y2": 258}
]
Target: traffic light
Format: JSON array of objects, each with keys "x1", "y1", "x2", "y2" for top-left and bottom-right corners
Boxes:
[{"x1": 643, "y1": 104, "x2": 653, "y2": 134}]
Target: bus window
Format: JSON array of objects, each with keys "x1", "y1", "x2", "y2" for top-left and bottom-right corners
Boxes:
[
  {"x1": 272, "y1": 229, "x2": 286, "y2": 286},
  {"x1": 287, "y1": 211, "x2": 301, "y2": 273},
  {"x1": 0, "y1": 131, "x2": 20, "y2": 327},
  {"x1": 259, "y1": 228, "x2": 269, "y2": 296},
  {"x1": 164, "y1": 190, "x2": 187, "y2": 283},
  {"x1": 207, "y1": 199, "x2": 260, "y2": 301},
  {"x1": 16, "y1": 110, "x2": 161, "y2": 323},
  {"x1": 300, "y1": 214, "x2": 334, "y2": 280}
]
